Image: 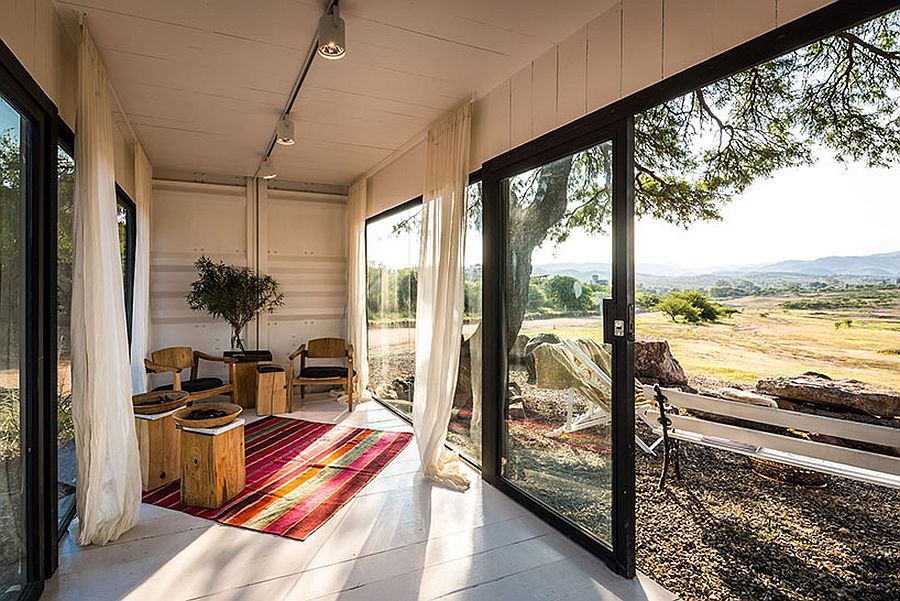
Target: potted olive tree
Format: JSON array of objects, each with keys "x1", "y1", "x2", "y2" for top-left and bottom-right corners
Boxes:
[{"x1": 186, "y1": 256, "x2": 284, "y2": 352}]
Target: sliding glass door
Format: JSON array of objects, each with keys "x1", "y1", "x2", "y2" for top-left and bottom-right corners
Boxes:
[{"x1": 483, "y1": 118, "x2": 635, "y2": 576}]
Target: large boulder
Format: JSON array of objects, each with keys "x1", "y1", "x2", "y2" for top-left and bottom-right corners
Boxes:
[
  {"x1": 757, "y1": 372, "x2": 900, "y2": 418},
  {"x1": 523, "y1": 333, "x2": 561, "y2": 382},
  {"x1": 634, "y1": 340, "x2": 688, "y2": 387},
  {"x1": 508, "y1": 334, "x2": 530, "y2": 368}
]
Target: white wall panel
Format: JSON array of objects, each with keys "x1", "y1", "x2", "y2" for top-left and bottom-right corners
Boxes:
[
  {"x1": 149, "y1": 180, "x2": 250, "y2": 383},
  {"x1": 713, "y1": 0, "x2": 776, "y2": 54},
  {"x1": 622, "y1": 0, "x2": 663, "y2": 96},
  {"x1": 1, "y1": 0, "x2": 77, "y2": 128},
  {"x1": 366, "y1": 141, "x2": 426, "y2": 218},
  {"x1": 664, "y1": 0, "x2": 715, "y2": 77},
  {"x1": 777, "y1": 0, "x2": 833, "y2": 25},
  {"x1": 558, "y1": 26, "x2": 588, "y2": 125},
  {"x1": 260, "y1": 188, "x2": 348, "y2": 366},
  {"x1": 472, "y1": 79, "x2": 510, "y2": 168},
  {"x1": 532, "y1": 46, "x2": 559, "y2": 138},
  {"x1": 510, "y1": 64, "x2": 534, "y2": 148},
  {"x1": 587, "y1": 4, "x2": 623, "y2": 113}
]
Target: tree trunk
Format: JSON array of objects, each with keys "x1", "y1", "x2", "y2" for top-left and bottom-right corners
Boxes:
[{"x1": 462, "y1": 157, "x2": 575, "y2": 440}]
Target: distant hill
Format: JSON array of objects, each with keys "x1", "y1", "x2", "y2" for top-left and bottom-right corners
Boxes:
[
  {"x1": 750, "y1": 250, "x2": 900, "y2": 277},
  {"x1": 533, "y1": 250, "x2": 900, "y2": 282}
]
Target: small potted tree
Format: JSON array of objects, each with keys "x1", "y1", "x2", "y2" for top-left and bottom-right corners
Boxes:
[{"x1": 186, "y1": 256, "x2": 284, "y2": 352}]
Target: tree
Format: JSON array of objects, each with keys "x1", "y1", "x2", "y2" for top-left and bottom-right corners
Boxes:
[
  {"x1": 186, "y1": 256, "x2": 284, "y2": 351},
  {"x1": 545, "y1": 275, "x2": 595, "y2": 312},
  {"x1": 658, "y1": 296, "x2": 700, "y2": 323}
]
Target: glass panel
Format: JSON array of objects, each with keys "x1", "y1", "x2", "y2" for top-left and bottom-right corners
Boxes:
[
  {"x1": 366, "y1": 204, "x2": 420, "y2": 418},
  {"x1": 0, "y1": 93, "x2": 28, "y2": 597},
  {"x1": 57, "y1": 145, "x2": 76, "y2": 529},
  {"x1": 366, "y1": 184, "x2": 484, "y2": 464},
  {"x1": 502, "y1": 140, "x2": 615, "y2": 547}
]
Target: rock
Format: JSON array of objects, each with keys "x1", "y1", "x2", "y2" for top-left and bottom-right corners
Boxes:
[
  {"x1": 635, "y1": 340, "x2": 688, "y2": 387},
  {"x1": 757, "y1": 372, "x2": 900, "y2": 418},
  {"x1": 719, "y1": 387, "x2": 778, "y2": 408},
  {"x1": 523, "y1": 333, "x2": 561, "y2": 383},
  {"x1": 509, "y1": 334, "x2": 530, "y2": 368}
]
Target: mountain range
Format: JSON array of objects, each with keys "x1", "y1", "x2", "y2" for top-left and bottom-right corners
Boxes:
[{"x1": 533, "y1": 250, "x2": 900, "y2": 280}]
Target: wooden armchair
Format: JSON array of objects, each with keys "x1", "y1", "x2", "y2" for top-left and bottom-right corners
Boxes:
[
  {"x1": 287, "y1": 338, "x2": 355, "y2": 412},
  {"x1": 145, "y1": 346, "x2": 236, "y2": 404}
]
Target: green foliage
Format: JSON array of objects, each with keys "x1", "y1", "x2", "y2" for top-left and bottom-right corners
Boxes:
[
  {"x1": 186, "y1": 256, "x2": 284, "y2": 351},
  {"x1": 834, "y1": 318, "x2": 854, "y2": 329},
  {"x1": 545, "y1": 275, "x2": 595, "y2": 312},
  {"x1": 656, "y1": 290, "x2": 735, "y2": 323},
  {"x1": 636, "y1": 292, "x2": 661, "y2": 310},
  {"x1": 528, "y1": 281, "x2": 549, "y2": 311},
  {"x1": 658, "y1": 295, "x2": 701, "y2": 323}
]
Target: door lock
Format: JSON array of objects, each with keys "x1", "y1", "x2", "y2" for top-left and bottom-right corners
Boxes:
[{"x1": 613, "y1": 319, "x2": 625, "y2": 337}]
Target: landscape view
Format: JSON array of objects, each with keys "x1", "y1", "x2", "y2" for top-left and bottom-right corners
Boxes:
[{"x1": 360, "y1": 9, "x2": 900, "y2": 600}]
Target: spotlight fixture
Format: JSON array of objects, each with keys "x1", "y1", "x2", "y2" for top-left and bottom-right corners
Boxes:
[
  {"x1": 259, "y1": 158, "x2": 277, "y2": 180},
  {"x1": 317, "y1": 3, "x2": 346, "y2": 60},
  {"x1": 276, "y1": 116, "x2": 295, "y2": 145}
]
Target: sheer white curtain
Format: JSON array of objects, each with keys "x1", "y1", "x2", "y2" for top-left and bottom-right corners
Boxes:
[
  {"x1": 71, "y1": 25, "x2": 141, "y2": 545},
  {"x1": 130, "y1": 143, "x2": 152, "y2": 393},
  {"x1": 345, "y1": 178, "x2": 371, "y2": 401},
  {"x1": 412, "y1": 103, "x2": 472, "y2": 490}
]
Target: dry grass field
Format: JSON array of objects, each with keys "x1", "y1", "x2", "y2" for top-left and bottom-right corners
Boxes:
[{"x1": 520, "y1": 294, "x2": 900, "y2": 392}]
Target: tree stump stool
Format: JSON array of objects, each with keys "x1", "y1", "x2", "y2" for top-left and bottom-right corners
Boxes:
[
  {"x1": 135, "y1": 408, "x2": 182, "y2": 492},
  {"x1": 256, "y1": 364, "x2": 287, "y2": 416},
  {"x1": 180, "y1": 419, "x2": 246, "y2": 508}
]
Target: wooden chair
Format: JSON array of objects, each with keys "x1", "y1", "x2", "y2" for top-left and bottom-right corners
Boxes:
[
  {"x1": 287, "y1": 338, "x2": 355, "y2": 412},
  {"x1": 145, "y1": 346, "x2": 236, "y2": 404}
]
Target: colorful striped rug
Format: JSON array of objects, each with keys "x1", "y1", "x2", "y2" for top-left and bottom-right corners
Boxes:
[{"x1": 143, "y1": 416, "x2": 413, "y2": 540}]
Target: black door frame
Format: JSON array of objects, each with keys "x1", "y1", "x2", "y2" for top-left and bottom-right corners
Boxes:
[
  {"x1": 480, "y1": 116, "x2": 635, "y2": 576},
  {"x1": 477, "y1": 0, "x2": 900, "y2": 580},
  {"x1": 0, "y1": 35, "x2": 59, "y2": 600}
]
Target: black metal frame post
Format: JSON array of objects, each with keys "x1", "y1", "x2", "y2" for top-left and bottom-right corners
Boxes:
[
  {"x1": 480, "y1": 117, "x2": 635, "y2": 576},
  {"x1": 0, "y1": 34, "x2": 59, "y2": 600}
]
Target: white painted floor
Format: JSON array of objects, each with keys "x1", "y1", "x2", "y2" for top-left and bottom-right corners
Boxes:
[{"x1": 42, "y1": 394, "x2": 676, "y2": 601}]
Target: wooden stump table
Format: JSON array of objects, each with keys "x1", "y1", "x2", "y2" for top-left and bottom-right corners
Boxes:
[
  {"x1": 180, "y1": 418, "x2": 246, "y2": 509},
  {"x1": 135, "y1": 408, "x2": 182, "y2": 492},
  {"x1": 256, "y1": 364, "x2": 288, "y2": 416},
  {"x1": 224, "y1": 350, "x2": 274, "y2": 410}
]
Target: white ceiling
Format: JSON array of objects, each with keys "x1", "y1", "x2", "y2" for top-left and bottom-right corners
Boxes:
[{"x1": 54, "y1": 0, "x2": 613, "y2": 186}]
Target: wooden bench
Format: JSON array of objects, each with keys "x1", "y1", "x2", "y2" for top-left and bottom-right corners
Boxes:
[{"x1": 638, "y1": 384, "x2": 900, "y2": 490}]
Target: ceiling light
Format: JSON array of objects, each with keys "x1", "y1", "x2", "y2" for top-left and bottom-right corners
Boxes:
[
  {"x1": 276, "y1": 116, "x2": 295, "y2": 145},
  {"x1": 259, "y1": 158, "x2": 277, "y2": 180},
  {"x1": 317, "y1": 3, "x2": 346, "y2": 60}
]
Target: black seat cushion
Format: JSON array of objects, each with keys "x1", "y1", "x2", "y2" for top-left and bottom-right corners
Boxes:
[
  {"x1": 258, "y1": 364, "x2": 285, "y2": 373},
  {"x1": 299, "y1": 366, "x2": 356, "y2": 379},
  {"x1": 153, "y1": 377, "x2": 224, "y2": 394}
]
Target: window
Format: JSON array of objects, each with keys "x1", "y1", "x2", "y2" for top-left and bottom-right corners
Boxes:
[
  {"x1": 366, "y1": 181, "x2": 483, "y2": 464},
  {"x1": 0, "y1": 88, "x2": 30, "y2": 597},
  {"x1": 56, "y1": 139, "x2": 76, "y2": 534},
  {"x1": 116, "y1": 186, "x2": 136, "y2": 344}
]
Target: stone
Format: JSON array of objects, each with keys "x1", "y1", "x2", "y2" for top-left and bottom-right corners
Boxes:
[
  {"x1": 509, "y1": 334, "x2": 530, "y2": 368},
  {"x1": 757, "y1": 372, "x2": 900, "y2": 418},
  {"x1": 523, "y1": 333, "x2": 561, "y2": 383},
  {"x1": 719, "y1": 387, "x2": 778, "y2": 408},
  {"x1": 634, "y1": 340, "x2": 688, "y2": 387}
]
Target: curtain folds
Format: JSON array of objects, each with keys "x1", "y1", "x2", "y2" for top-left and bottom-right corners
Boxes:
[
  {"x1": 346, "y1": 178, "x2": 372, "y2": 402},
  {"x1": 412, "y1": 102, "x2": 473, "y2": 490},
  {"x1": 71, "y1": 25, "x2": 141, "y2": 545},
  {"x1": 130, "y1": 143, "x2": 152, "y2": 393}
]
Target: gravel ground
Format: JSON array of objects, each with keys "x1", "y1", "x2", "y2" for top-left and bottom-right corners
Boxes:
[{"x1": 368, "y1": 350, "x2": 900, "y2": 600}]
